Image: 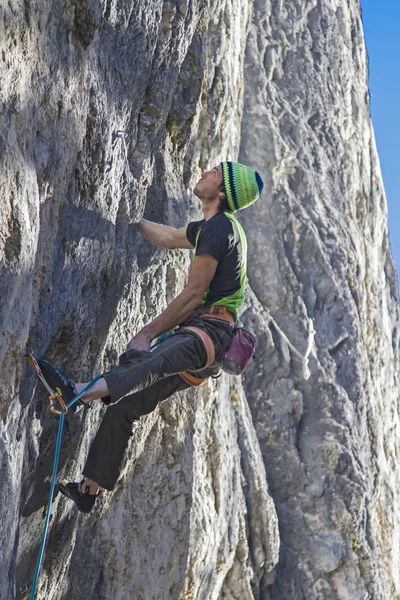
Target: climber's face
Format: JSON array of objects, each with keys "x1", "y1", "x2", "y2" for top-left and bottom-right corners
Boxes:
[{"x1": 193, "y1": 165, "x2": 225, "y2": 201}]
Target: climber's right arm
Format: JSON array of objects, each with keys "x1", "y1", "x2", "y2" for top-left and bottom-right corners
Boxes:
[{"x1": 136, "y1": 219, "x2": 194, "y2": 250}]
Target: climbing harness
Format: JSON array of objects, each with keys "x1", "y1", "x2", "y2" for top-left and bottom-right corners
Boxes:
[
  {"x1": 26, "y1": 350, "x2": 104, "y2": 600},
  {"x1": 153, "y1": 325, "x2": 216, "y2": 387},
  {"x1": 178, "y1": 326, "x2": 215, "y2": 386}
]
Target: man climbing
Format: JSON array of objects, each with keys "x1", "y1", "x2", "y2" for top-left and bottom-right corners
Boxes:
[{"x1": 39, "y1": 161, "x2": 263, "y2": 513}]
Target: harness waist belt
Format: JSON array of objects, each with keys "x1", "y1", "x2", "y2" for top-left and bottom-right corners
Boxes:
[{"x1": 196, "y1": 306, "x2": 235, "y2": 326}]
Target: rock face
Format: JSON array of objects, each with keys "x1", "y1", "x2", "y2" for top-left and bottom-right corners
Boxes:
[
  {"x1": 239, "y1": 1, "x2": 400, "y2": 598},
  {"x1": 0, "y1": 1, "x2": 398, "y2": 599}
]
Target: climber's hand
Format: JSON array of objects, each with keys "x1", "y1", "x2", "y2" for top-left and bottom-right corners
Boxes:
[{"x1": 126, "y1": 331, "x2": 153, "y2": 352}]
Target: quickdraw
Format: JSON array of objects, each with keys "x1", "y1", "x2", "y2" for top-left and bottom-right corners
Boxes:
[{"x1": 26, "y1": 350, "x2": 68, "y2": 415}]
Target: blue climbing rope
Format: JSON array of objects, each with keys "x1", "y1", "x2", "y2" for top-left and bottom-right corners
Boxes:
[{"x1": 29, "y1": 375, "x2": 104, "y2": 600}]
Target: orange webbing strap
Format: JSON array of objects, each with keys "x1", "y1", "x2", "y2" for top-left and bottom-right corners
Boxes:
[
  {"x1": 179, "y1": 371, "x2": 207, "y2": 387},
  {"x1": 179, "y1": 326, "x2": 215, "y2": 387}
]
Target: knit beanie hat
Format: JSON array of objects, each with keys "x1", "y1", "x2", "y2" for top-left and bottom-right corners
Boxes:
[{"x1": 220, "y1": 161, "x2": 264, "y2": 212}]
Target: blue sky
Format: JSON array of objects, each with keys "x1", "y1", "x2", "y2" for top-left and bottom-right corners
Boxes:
[{"x1": 361, "y1": 0, "x2": 400, "y2": 282}]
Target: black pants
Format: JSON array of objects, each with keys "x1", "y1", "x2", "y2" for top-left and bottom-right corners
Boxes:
[{"x1": 83, "y1": 314, "x2": 233, "y2": 490}]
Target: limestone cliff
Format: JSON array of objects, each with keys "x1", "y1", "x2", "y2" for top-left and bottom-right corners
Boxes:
[
  {"x1": 0, "y1": 0, "x2": 398, "y2": 599},
  {"x1": 239, "y1": 1, "x2": 400, "y2": 597}
]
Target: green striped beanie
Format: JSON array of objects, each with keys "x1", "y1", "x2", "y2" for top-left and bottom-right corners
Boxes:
[{"x1": 220, "y1": 161, "x2": 264, "y2": 212}]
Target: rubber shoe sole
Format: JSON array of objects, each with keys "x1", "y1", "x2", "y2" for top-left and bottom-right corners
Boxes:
[
  {"x1": 37, "y1": 360, "x2": 89, "y2": 414},
  {"x1": 59, "y1": 480, "x2": 99, "y2": 514}
]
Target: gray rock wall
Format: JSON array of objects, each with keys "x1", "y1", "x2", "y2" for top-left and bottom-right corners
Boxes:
[
  {"x1": 1, "y1": 2, "x2": 279, "y2": 599},
  {"x1": 0, "y1": 0, "x2": 398, "y2": 599},
  {"x1": 239, "y1": 0, "x2": 400, "y2": 598}
]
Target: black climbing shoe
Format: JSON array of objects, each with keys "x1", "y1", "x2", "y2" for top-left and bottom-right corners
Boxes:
[
  {"x1": 59, "y1": 480, "x2": 100, "y2": 514},
  {"x1": 37, "y1": 360, "x2": 88, "y2": 414}
]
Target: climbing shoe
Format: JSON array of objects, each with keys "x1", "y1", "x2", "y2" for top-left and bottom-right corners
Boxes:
[
  {"x1": 59, "y1": 480, "x2": 100, "y2": 514},
  {"x1": 37, "y1": 359, "x2": 88, "y2": 414}
]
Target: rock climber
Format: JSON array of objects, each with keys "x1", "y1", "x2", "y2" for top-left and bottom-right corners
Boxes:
[{"x1": 39, "y1": 161, "x2": 263, "y2": 513}]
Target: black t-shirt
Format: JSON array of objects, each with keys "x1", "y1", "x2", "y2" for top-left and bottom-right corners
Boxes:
[{"x1": 186, "y1": 212, "x2": 245, "y2": 314}]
